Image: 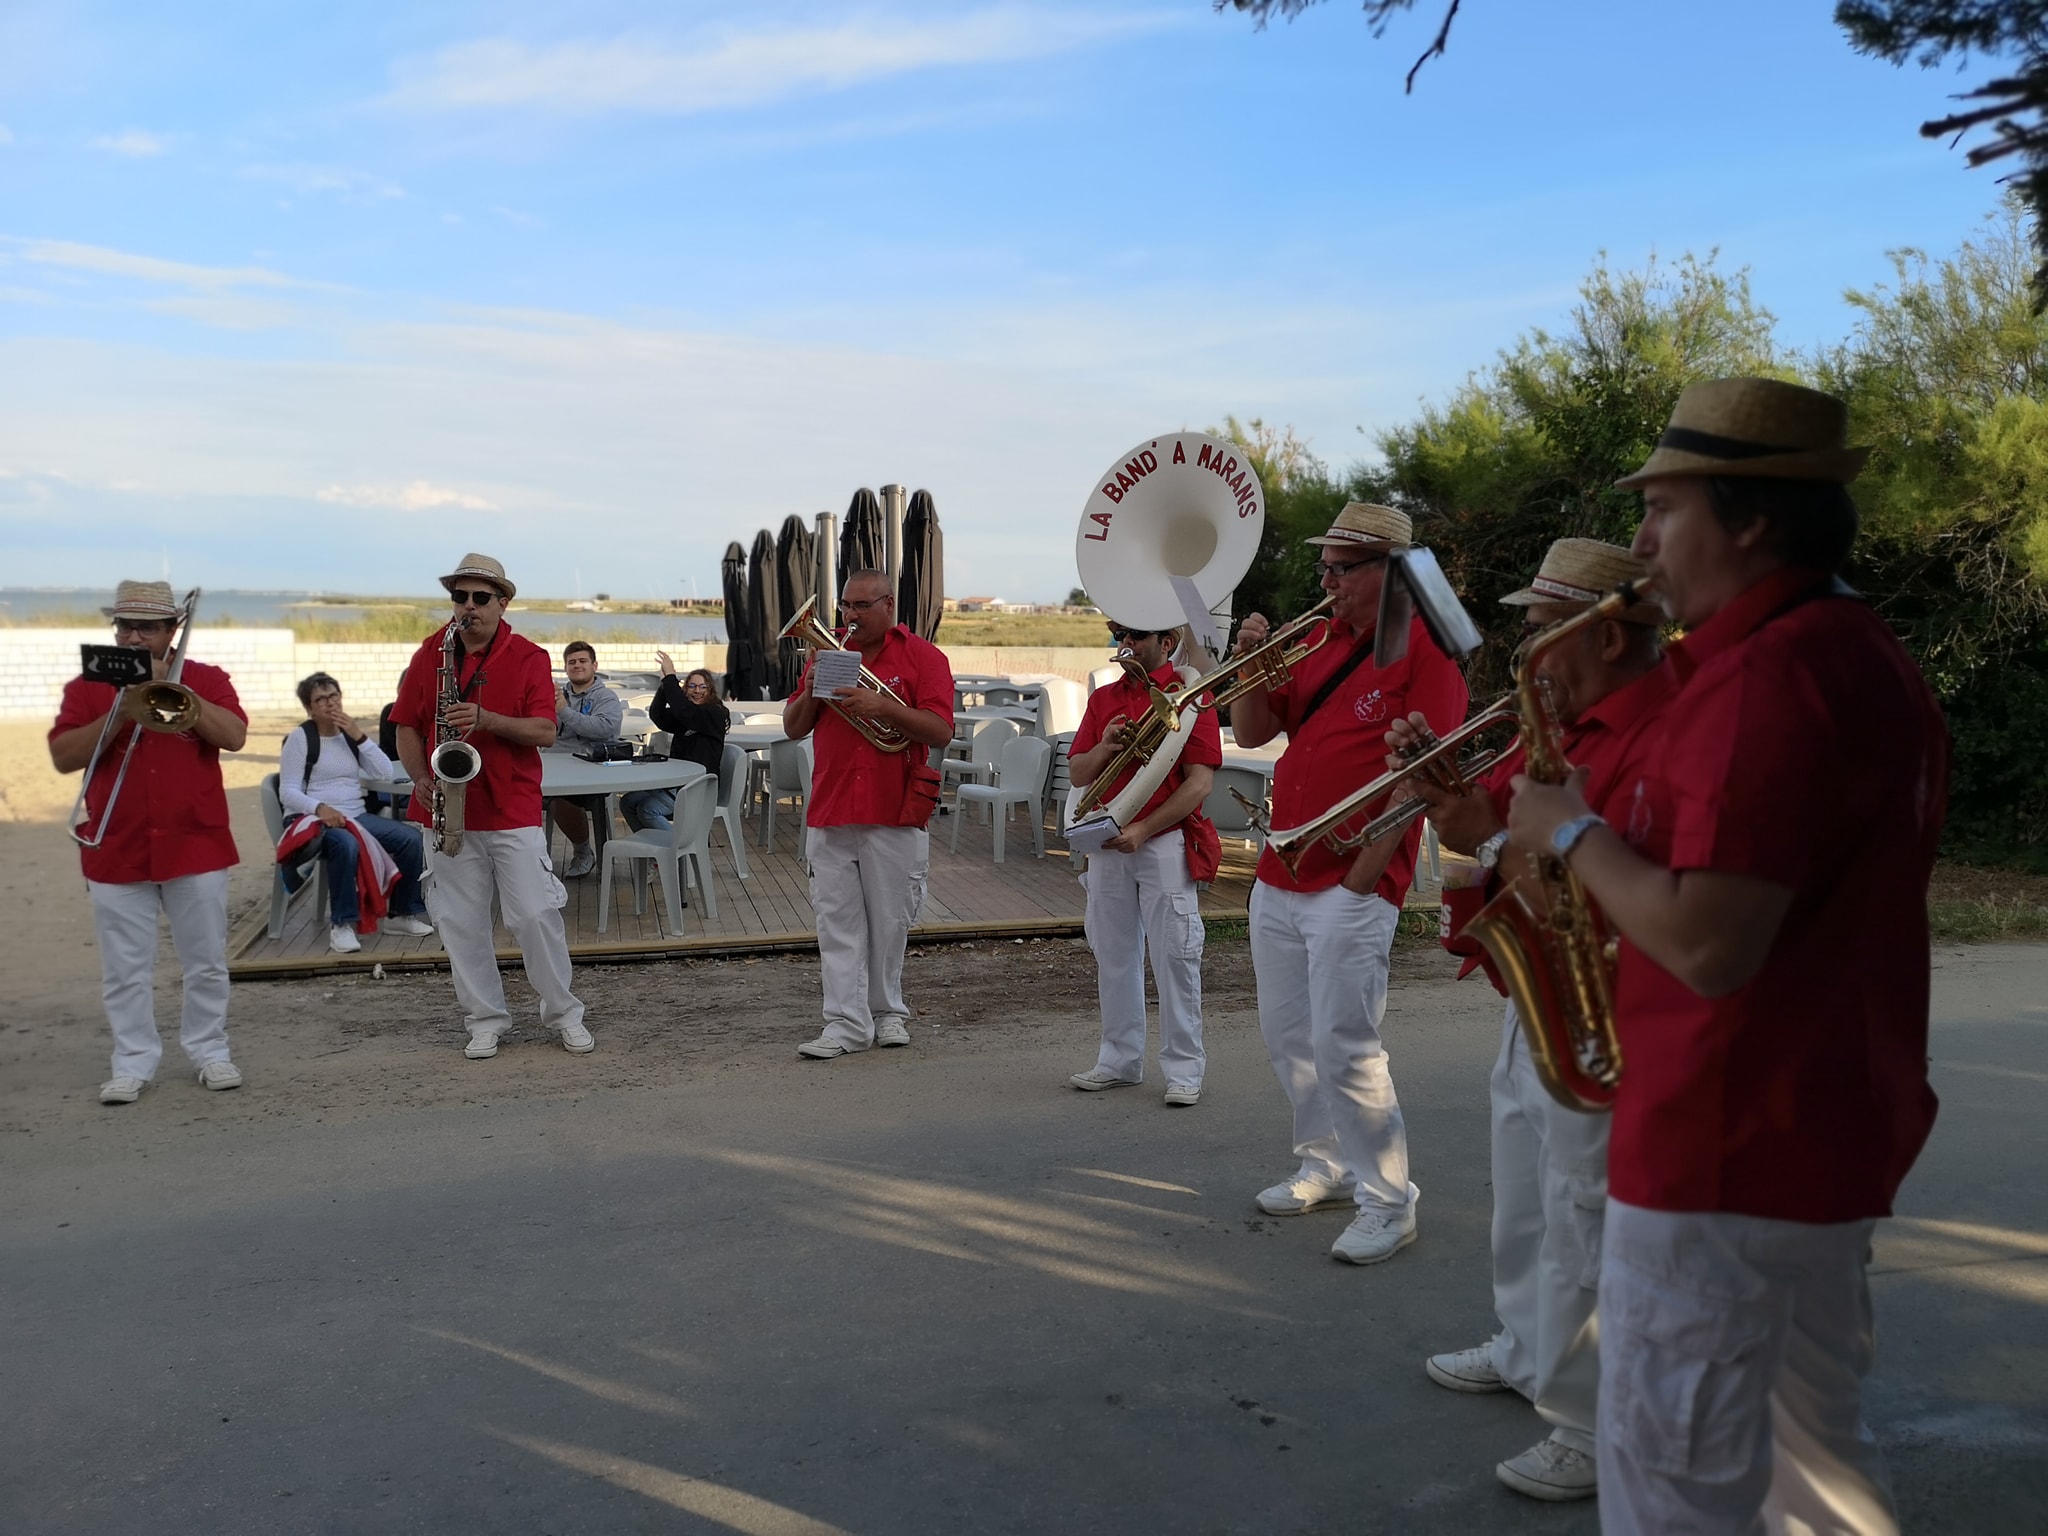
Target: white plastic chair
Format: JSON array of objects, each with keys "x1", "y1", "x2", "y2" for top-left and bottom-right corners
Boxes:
[
  {"x1": 759, "y1": 736, "x2": 813, "y2": 853},
  {"x1": 951, "y1": 735, "x2": 1052, "y2": 863},
  {"x1": 1204, "y1": 765, "x2": 1272, "y2": 850},
  {"x1": 598, "y1": 772, "x2": 718, "y2": 936},
  {"x1": 261, "y1": 773, "x2": 329, "y2": 938},
  {"x1": 941, "y1": 718, "x2": 1017, "y2": 805},
  {"x1": 714, "y1": 740, "x2": 752, "y2": 879}
]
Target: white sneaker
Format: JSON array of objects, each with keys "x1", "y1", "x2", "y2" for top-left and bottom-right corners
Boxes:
[
  {"x1": 559, "y1": 1021, "x2": 595, "y2": 1054},
  {"x1": 465, "y1": 1030, "x2": 501, "y2": 1060},
  {"x1": 798, "y1": 1035, "x2": 865, "y2": 1059},
  {"x1": 99, "y1": 1075, "x2": 146, "y2": 1105},
  {"x1": 1425, "y1": 1344, "x2": 1509, "y2": 1394},
  {"x1": 1163, "y1": 1081, "x2": 1202, "y2": 1107},
  {"x1": 1069, "y1": 1066, "x2": 1140, "y2": 1091},
  {"x1": 1330, "y1": 1190, "x2": 1419, "y2": 1265},
  {"x1": 875, "y1": 1019, "x2": 911, "y2": 1048},
  {"x1": 328, "y1": 924, "x2": 362, "y2": 954},
  {"x1": 1496, "y1": 1436, "x2": 1598, "y2": 1502},
  {"x1": 197, "y1": 1060, "x2": 243, "y2": 1092},
  {"x1": 381, "y1": 914, "x2": 434, "y2": 936},
  {"x1": 564, "y1": 845, "x2": 597, "y2": 878},
  {"x1": 1254, "y1": 1172, "x2": 1355, "y2": 1215}
]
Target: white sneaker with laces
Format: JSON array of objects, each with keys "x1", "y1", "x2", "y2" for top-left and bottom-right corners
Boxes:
[
  {"x1": 1254, "y1": 1172, "x2": 1356, "y2": 1215},
  {"x1": 558, "y1": 1021, "x2": 595, "y2": 1054},
  {"x1": 564, "y1": 845, "x2": 597, "y2": 878},
  {"x1": 99, "y1": 1076, "x2": 146, "y2": 1105},
  {"x1": 197, "y1": 1060, "x2": 243, "y2": 1091},
  {"x1": 1163, "y1": 1081, "x2": 1202, "y2": 1106},
  {"x1": 1330, "y1": 1188, "x2": 1419, "y2": 1265},
  {"x1": 798, "y1": 1035, "x2": 865, "y2": 1059},
  {"x1": 328, "y1": 924, "x2": 362, "y2": 954},
  {"x1": 381, "y1": 914, "x2": 434, "y2": 936},
  {"x1": 465, "y1": 1030, "x2": 501, "y2": 1060},
  {"x1": 1496, "y1": 1436, "x2": 1598, "y2": 1502},
  {"x1": 1425, "y1": 1344, "x2": 1509, "y2": 1393},
  {"x1": 875, "y1": 1019, "x2": 911, "y2": 1048},
  {"x1": 1070, "y1": 1066, "x2": 1140, "y2": 1091}
]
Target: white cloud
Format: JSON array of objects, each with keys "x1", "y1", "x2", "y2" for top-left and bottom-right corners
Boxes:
[
  {"x1": 317, "y1": 481, "x2": 498, "y2": 512},
  {"x1": 383, "y1": 9, "x2": 1181, "y2": 116},
  {"x1": 241, "y1": 163, "x2": 405, "y2": 202},
  {"x1": 145, "y1": 294, "x2": 301, "y2": 331},
  {"x1": 90, "y1": 129, "x2": 167, "y2": 157},
  {"x1": 1, "y1": 236, "x2": 320, "y2": 292}
]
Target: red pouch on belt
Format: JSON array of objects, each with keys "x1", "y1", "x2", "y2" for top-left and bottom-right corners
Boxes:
[
  {"x1": 898, "y1": 759, "x2": 943, "y2": 829},
  {"x1": 1181, "y1": 809, "x2": 1222, "y2": 884}
]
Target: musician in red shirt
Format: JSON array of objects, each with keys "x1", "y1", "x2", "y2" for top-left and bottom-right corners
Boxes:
[
  {"x1": 783, "y1": 569, "x2": 956, "y2": 1059},
  {"x1": 1508, "y1": 380, "x2": 1948, "y2": 1534},
  {"x1": 49, "y1": 579, "x2": 249, "y2": 1105},
  {"x1": 1231, "y1": 503, "x2": 1469, "y2": 1266},
  {"x1": 1391, "y1": 538, "x2": 1673, "y2": 1504},
  {"x1": 1066, "y1": 621, "x2": 1222, "y2": 1104},
  {"x1": 391, "y1": 554, "x2": 591, "y2": 1061}
]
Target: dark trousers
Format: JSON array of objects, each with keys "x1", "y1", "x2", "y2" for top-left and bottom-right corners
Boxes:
[{"x1": 322, "y1": 817, "x2": 426, "y2": 926}]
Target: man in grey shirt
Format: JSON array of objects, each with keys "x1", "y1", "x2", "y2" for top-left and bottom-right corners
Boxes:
[{"x1": 548, "y1": 640, "x2": 623, "y2": 877}]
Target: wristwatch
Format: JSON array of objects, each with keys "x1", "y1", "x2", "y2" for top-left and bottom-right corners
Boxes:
[
  {"x1": 1475, "y1": 829, "x2": 1510, "y2": 870},
  {"x1": 1551, "y1": 813, "x2": 1606, "y2": 860}
]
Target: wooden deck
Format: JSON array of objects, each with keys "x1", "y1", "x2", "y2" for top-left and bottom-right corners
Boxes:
[{"x1": 229, "y1": 805, "x2": 1264, "y2": 979}]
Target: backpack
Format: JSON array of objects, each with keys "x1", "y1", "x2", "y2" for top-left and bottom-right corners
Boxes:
[{"x1": 296, "y1": 719, "x2": 363, "y2": 792}]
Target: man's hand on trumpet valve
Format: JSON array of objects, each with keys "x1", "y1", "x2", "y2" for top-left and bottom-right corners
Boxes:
[
  {"x1": 1104, "y1": 714, "x2": 1135, "y2": 747},
  {"x1": 1384, "y1": 710, "x2": 1500, "y2": 857},
  {"x1": 1233, "y1": 612, "x2": 1271, "y2": 654}
]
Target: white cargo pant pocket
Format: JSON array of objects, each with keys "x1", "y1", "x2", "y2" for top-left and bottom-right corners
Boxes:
[
  {"x1": 1171, "y1": 890, "x2": 1205, "y2": 962},
  {"x1": 1563, "y1": 1170, "x2": 1607, "y2": 1291},
  {"x1": 1603, "y1": 1268, "x2": 1777, "y2": 1482},
  {"x1": 903, "y1": 868, "x2": 928, "y2": 926},
  {"x1": 538, "y1": 854, "x2": 568, "y2": 912}
]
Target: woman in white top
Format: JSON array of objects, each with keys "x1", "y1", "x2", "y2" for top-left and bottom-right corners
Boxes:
[{"x1": 279, "y1": 672, "x2": 433, "y2": 953}]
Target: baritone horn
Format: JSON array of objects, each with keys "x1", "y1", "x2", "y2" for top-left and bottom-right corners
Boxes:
[
  {"x1": 69, "y1": 588, "x2": 206, "y2": 849},
  {"x1": 779, "y1": 595, "x2": 913, "y2": 753}
]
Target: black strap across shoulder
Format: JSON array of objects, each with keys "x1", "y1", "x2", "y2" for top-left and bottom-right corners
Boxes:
[
  {"x1": 296, "y1": 718, "x2": 363, "y2": 791},
  {"x1": 1294, "y1": 634, "x2": 1374, "y2": 730}
]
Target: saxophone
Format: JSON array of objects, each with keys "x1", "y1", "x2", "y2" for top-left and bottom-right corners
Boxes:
[
  {"x1": 428, "y1": 617, "x2": 484, "y2": 855},
  {"x1": 1463, "y1": 582, "x2": 1646, "y2": 1112}
]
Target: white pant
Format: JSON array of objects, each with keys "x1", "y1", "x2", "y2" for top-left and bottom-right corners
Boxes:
[
  {"x1": 423, "y1": 826, "x2": 584, "y2": 1039},
  {"x1": 1599, "y1": 1200, "x2": 1898, "y2": 1536},
  {"x1": 807, "y1": 824, "x2": 928, "y2": 1049},
  {"x1": 1249, "y1": 880, "x2": 1409, "y2": 1212},
  {"x1": 88, "y1": 870, "x2": 232, "y2": 1080},
  {"x1": 1081, "y1": 827, "x2": 1205, "y2": 1085},
  {"x1": 1488, "y1": 1000, "x2": 1608, "y2": 1453}
]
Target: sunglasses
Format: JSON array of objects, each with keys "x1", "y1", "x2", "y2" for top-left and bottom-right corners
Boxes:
[{"x1": 448, "y1": 588, "x2": 499, "y2": 606}]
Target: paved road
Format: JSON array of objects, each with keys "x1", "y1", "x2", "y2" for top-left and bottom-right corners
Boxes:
[{"x1": 4, "y1": 945, "x2": 2044, "y2": 1534}]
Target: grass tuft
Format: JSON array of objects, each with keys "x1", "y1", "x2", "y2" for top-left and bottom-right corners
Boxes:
[{"x1": 1928, "y1": 896, "x2": 2048, "y2": 944}]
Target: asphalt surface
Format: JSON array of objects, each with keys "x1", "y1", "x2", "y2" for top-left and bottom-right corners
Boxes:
[{"x1": 4, "y1": 943, "x2": 2044, "y2": 1535}]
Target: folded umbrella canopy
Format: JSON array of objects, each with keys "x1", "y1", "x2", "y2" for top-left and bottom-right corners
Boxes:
[
  {"x1": 839, "y1": 487, "x2": 884, "y2": 586},
  {"x1": 774, "y1": 514, "x2": 815, "y2": 698},
  {"x1": 720, "y1": 541, "x2": 765, "y2": 701},
  {"x1": 747, "y1": 528, "x2": 783, "y2": 698},
  {"x1": 899, "y1": 488, "x2": 945, "y2": 642}
]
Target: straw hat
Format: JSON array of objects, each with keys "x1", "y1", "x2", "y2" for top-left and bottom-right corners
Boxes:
[
  {"x1": 1615, "y1": 378, "x2": 1869, "y2": 489},
  {"x1": 101, "y1": 579, "x2": 181, "y2": 621},
  {"x1": 1500, "y1": 538, "x2": 1662, "y2": 625},
  {"x1": 1304, "y1": 502, "x2": 1412, "y2": 550},
  {"x1": 439, "y1": 552, "x2": 516, "y2": 601}
]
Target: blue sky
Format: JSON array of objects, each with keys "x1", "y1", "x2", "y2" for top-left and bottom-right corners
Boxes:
[{"x1": 0, "y1": 1, "x2": 2018, "y2": 602}]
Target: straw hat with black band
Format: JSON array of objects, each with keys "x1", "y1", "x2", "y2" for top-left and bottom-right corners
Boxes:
[
  {"x1": 1615, "y1": 378, "x2": 1868, "y2": 490},
  {"x1": 439, "y1": 553, "x2": 517, "y2": 602},
  {"x1": 1500, "y1": 539, "x2": 1663, "y2": 626},
  {"x1": 101, "y1": 580, "x2": 183, "y2": 622}
]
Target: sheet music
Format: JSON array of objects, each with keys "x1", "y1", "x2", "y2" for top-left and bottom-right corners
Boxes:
[{"x1": 810, "y1": 648, "x2": 864, "y2": 700}]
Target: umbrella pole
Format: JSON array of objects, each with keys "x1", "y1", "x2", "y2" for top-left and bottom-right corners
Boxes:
[
  {"x1": 881, "y1": 483, "x2": 906, "y2": 609},
  {"x1": 814, "y1": 511, "x2": 838, "y2": 630}
]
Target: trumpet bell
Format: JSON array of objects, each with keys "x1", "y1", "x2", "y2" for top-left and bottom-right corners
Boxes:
[{"x1": 1076, "y1": 432, "x2": 1265, "y2": 634}]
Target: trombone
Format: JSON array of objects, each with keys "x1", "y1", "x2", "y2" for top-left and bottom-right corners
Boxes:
[
  {"x1": 69, "y1": 588, "x2": 206, "y2": 849},
  {"x1": 1264, "y1": 696, "x2": 1521, "y2": 877},
  {"x1": 778, "y1": 595, "x2": 915, "y2": 753}
]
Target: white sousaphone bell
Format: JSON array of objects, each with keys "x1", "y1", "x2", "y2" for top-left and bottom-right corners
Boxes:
[{"x1": 1065, "y1": 432, "x2": 1266, "y2": 844}]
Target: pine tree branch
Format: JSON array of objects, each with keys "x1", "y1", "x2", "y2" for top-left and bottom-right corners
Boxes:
[{"x1": 1404, "y1": 0, "x2": 1462, "y2": 93}]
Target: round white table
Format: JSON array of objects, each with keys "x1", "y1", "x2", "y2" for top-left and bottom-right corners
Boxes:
[
  {"x1": 366, "y1": 754, "x2": 706, "y2": 863},
  {"x1": 727, "y1": 720, "x2": 791, "y2": 750}
]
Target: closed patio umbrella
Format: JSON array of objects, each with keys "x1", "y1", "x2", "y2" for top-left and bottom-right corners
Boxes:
[
  {"x1": 719, "y1": 540, "x2": 765, "y2": 701},
  {"x1": 899, "y1": 488, "x2": 945, "y2": 642},
  {"x1": 747, "y1": 528, "x2": 783, "y2": 697},
  {"x1": 774, "y1": 514, "x2": 815, "y2": 697},
  {"x1": 840, "y1": 487, "x2": 884, "y2": 584}
]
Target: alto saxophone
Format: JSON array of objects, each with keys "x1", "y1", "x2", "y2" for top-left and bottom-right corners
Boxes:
[
  {"x1": 428, "y1": 617, "x2": 485, "y2": 854},
  {"x1": 1463, "y1": 582, "x2": 1648, "y2": 1112}
]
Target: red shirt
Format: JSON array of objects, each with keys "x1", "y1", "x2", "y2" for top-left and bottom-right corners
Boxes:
[
  {"x1": 53, "y1": 661, "x2": 245, "y2": 884},
  {"x1": 1611, "y1": 568, "x2": 1949, "y2": 1223},
  {"x1": 802, "y1": 626, "x2": 955, "y2": 828},
  {"x1": 1256, "y1": 614, "x2": 1469, "y2": 901},
  {"x1": 1072, "y1": 662, "x2": 1224, "y2": 829},
  {"x1": 390, "y1": 623, "x2": 556, "y2": 832}
]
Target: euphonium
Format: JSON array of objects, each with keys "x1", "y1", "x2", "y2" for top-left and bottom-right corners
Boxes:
[
  {"x1": 429, "y1": 616, "x2": 484, "y2": 855},
  {"x1": 1463, "y1": 581, "x2": 1650, "y2": 1112},
  {"x1": 779, "y1": 595, "x2": 914, "y2": 753},
  {"x1": 69, "y1": 588, "x2": 205, "y2": 849}
]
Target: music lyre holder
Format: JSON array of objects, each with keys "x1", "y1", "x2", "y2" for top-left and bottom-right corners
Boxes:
[{"x1": 1375, "y1": 548, "x2": 1484, "y2": 668}]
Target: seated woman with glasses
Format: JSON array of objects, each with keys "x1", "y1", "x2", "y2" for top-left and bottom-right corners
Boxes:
[{"x1": 621, "y1": 658, "x2": 731, "y2": 833}]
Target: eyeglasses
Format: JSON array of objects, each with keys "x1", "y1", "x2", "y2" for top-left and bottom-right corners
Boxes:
[
  {"x1": 683, "y1": 679, "x2": 711, "y2": 691},
  {"x1": 843, "y1": 595, "x2": 891, "y2": 613},
  {"x1": 1317, "y1": 553, "x2": 1388, "y2": 579},
  {"x1": 111, "y1": 619, "x2": 170, "y2": 636},
  {"x1": 448, "y1": 588, "x2": 499, "y2": 606}
]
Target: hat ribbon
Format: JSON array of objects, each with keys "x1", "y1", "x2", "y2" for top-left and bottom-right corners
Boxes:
[
  {"x1": 1530, "y1": 575, "x2": 1601, "y2": 602},
  {"x1": 1655, "y1": 426, "x2": 1798, "y2": 461}
]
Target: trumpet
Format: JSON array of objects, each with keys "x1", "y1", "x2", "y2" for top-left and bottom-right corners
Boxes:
[
  {"x1": 69, "y1": 589, "x2": 205, "y2": 849},
  {"x1": 779, "y1": 595, "x2": 914, "y2": 753},
  {"x1": 1264, "y1": 697, "x2": 1521, "y2": 877}
]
